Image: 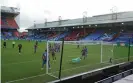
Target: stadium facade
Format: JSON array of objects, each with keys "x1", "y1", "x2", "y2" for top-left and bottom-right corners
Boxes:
[
  {"x1": 1, "y1": 6, "x2": 20, "y2": 39},
  {"x1": 27, "y1": 11, "x2": 133, "y2": 42}
]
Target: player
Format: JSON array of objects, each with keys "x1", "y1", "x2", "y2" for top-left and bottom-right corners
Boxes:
[
  {"x1": 49, "y1": 43, "x2": 52, "y2": 52},
  {"x1": 18, "y1": 44, "x2": 22, "y2": 54},
  {"x1": 57, "y1": 43, "x2": 60, "y2": 52},
  {"x1": 84, "y1": 46, "x2": 88, "y2": 57},
  {"x1": 36, "y1": 41, "x2": 38, "y2": 46},
  {"x1": 109, "y1": 58, "x2": 112, "y2": 63},
  {"x1": 55, "y1": 43, "x2": 58, "y2": 52},
  {"x1": 34, "y1": 44, "x2": 37, "y2": 53},
  {"x1": 77, "y1": 44, "x2": 79, "y2": 48},
  {"x1": 12, "y1": 41, "x2": 15, "y2": 48},
  {"x1": 51, "y1": 47, "x2": 56, "y2": 61},
  {"x1": 3, "y1": 41, "x2": 6, "y2": 48},
  {"x1": 41, "y1": 50, "x2": 51, "y2": 70},
  {"x1": 77, "y1": 42, "x2": 79, "y2": 48},
  {"x1": 80, "y1": 47, "x2": 86, "y2": 60}
]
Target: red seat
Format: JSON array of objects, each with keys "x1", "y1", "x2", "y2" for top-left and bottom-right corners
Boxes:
[
  {"x1": 6, "y1": 18, "x2": 18, "y2": 28},
  {"x1": 14, "y1": 31, "x2": 19, "y2": 37}
]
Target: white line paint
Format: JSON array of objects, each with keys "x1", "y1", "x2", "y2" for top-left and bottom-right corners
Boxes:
[
  {"x1": 5, "y1": 62, "x2": 109, "y2": 83},
  {"x1": 2, "y1": 46, "x2": 44, "y2": 66},
  {"x1": 48, "y1": 73, "x2": 59, "y2": 79},
  {"x1": 5, "y1": 73, "x2": 47, "y2": 83},
  {"x1": 2, "y1": 60, "x2": 41, "y2": 65},
  {"x1": 5, "y1": 56, "x2": 132, "y2": 83},
  {"x1": 102, "y1": 56, "x2": 133, "y2": 63}
]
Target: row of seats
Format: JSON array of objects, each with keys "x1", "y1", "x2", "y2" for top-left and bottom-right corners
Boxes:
[
  {"x1": 95, "y1": 31, "x2": 116, "y2": 41},
  {"x1": 1, "y1": 17, "x2": 18, "y2": 28},
  {"x1": 65, "y1": 28, "x2": 93, "y2": 41},
  {"x1": 83, "y1": 30, "x2": 104, "y2": 40},
  {"x1": 1, "y1": 31, "x2": 19, "y2": 39},
  {"x1": 1, "y1": 17, "x2": 7, "y2": 25},
  {"x1": 6, "y1": 18, "x2": 18, "y2": 28},
  {"x1": 2, "y1": 28, "x2": 132, "y2": 42},
  {"x1": 14, "y1": 31, "x2": 19, "y2": 37},
  {"x1": 114, "y1": 32, "x2": 133, "y2": 42}
]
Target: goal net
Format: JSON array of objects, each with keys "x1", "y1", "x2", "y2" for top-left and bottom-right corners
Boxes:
[
  {"x1": 46, "y1": 41, "x2": 114, "y2": 79},
  {"x1": 101, "y1": 41, "x2": 114, "y2": 63}
]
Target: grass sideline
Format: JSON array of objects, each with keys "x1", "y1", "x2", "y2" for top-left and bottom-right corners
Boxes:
[{"x1": 1, "y1": 40, "x2": 133, "y2": 83}]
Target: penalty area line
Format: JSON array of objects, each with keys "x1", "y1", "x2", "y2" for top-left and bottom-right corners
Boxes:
[
  {"x1": 6, "y1": 62, "x2": 109, "y2": 83},
  {"x1": 7, "y1": 55, "x2": 129, "y2": 83},
  {"x1": 5, "y1": 73, "x2": 47, "y2": 83},
  {"x1": 2, "y1": 60, "x2": 41, "y2": 65},
  {"x1": 5, "y1": 56, "x2": 131, "y2": 83}
]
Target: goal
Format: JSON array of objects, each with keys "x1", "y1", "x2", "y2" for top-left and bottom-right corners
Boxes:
[{"x1": 46, "y1": 40, "x2": 114, "y2": 79}]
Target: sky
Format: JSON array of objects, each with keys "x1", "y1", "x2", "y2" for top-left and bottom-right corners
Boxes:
[{"x1": 1, "y1": 0, "x2": 133, "y2": 32}]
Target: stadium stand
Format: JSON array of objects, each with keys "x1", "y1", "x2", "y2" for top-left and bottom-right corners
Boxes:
[
  {"x1": 6, "y1": 17, "x2": 18, "y2": 28},
  {"x1": 83, "y1": 30, "x2": 104, "y2": 41},
  {"x1": 13, "y1": 31, "x2": 19, "y2": 37},
  {"x1": 1, "y1": 17, "x2": 8, "y2": 26},
  {"x1": 1, "y1": 6, "x2": 20, "y2": 40},
  {"x1": 1, "y1": 6, "x2": 133, "y2": 83},
  {"x1": 65, "y1": 30, "x2": 79, "y2": 41}
]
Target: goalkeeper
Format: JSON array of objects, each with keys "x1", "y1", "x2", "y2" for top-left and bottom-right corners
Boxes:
[{"x1": 72, "y1": 57, "x2": 81, "y2": 63}]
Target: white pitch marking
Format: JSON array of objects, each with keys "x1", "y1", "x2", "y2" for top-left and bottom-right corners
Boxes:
[
  {"x1": 5, "y1": 56, "x2": 133, "y2": 83},
  {"x1": 2, "y1": 60, "x2": 41, "y2": 65},
  {"x1": 5, "y1": 73, "x2": 47, "y2": 83},
  {"x1": 6, "y1": 62, "x2": 109, "y2": 83}
]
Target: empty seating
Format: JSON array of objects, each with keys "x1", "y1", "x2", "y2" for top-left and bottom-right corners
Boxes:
[
  {"x1": 65, "y1": 29, "x2": 84, "y2": 41},
  {"x1": 1, "y1": 17, "x2": 7, "y2": 25},
  {"x1": 14, "y1": 31, "x2": 19, "y2": 37},
  {"x1": 6, "y1": 18, "x2": 18, "y2": 28},
  {"x1": 83, "y1": 30, "x2": 104, "y2": 40}
]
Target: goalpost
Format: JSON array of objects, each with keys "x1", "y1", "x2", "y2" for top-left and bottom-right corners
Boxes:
[
  {"x1": 46, "y1": 40, "x2": 114, "y2": 79},
  {"x1": 101, "y1": 41, "x2": 114, "y2": 63}
]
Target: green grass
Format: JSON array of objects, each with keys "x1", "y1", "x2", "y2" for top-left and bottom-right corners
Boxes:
[{"x1": 1, "y1": 40, "x2": 133, "y2": 83}]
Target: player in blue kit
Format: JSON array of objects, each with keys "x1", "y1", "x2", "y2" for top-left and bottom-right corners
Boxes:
[
  {"x1": 84, "y1": 46, "x2": 88, "y2": 57},
  {"x1": 41, "y1": 50, "x2": 51, "y2": 70},
  {"x1": 80, "y1": 47, "x2": 86, "y2": 60}
]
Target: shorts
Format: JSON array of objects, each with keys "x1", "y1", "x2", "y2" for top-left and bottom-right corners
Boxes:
[
  {"x1": 52, "y1": 53, "x2": 55, "y2": 56},
  {"x1": 82, "y1": 54, "x2": 85, "y2": 56},
  {"x1": 19, "y1": 48, "x2": 22, "y2": 52},
  {"x1": 43, "y1": 60, "x2": 46, "y2": 64}
]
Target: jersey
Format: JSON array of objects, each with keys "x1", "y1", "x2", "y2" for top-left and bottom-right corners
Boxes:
[
  {"x1": 36, "y1": 41, "x2": 38, "y2": 45},
  {"x1": 81, "y1": 49, "x2": 85, "y2": 56},
  {"x1": 3, "y1": 42, "x2": 6, "y2": 46},
  {"x1": 18, "y1": 44, "x2": 22, "y2": 49},
  {"x1": 42, "y1": 52, "x2": 47, "y2": 60},
  {"x1": 34, "y1": 44, "x2": 37, "y2": 49},
  {"x1": 84, "y1": 48, "x2": 88, "y2": 53},
  {"x1": 12, "y1": 41, "x2": 15, "y2": 44}
]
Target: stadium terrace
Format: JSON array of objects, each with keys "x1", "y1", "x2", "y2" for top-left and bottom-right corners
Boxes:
[{"x1": 26, "y1": 11, "x2": 133, "y2": 42}]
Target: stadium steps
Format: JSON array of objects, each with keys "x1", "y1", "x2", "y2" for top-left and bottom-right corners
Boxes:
[
  {"x1": 6, "y1": 18, "x2": 19, "y2": 28},
  {"x1": 1, "y1": 17, "x2": 8, "y2": 25},
  {"x1": 83, "y1": 30, "x2": 104, "y2": 40},
  {"x1": 110, "y1": 32, "x2": 120, "y2": 41}
]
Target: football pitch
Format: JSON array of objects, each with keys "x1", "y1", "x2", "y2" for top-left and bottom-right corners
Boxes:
[{"x1": 1, "y1": 40, "x2": 133, "y2": 83}]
